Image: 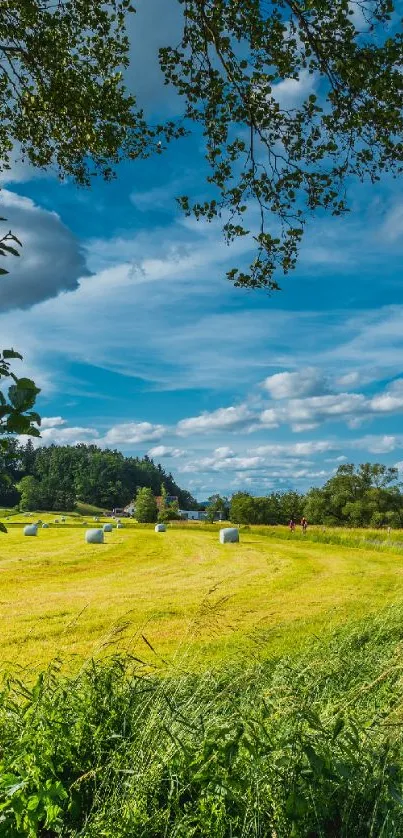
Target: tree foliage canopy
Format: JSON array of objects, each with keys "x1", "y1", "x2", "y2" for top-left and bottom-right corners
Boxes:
[
  {"x1": 305, "y1": 462, "x2": 403, "y2": 527},
  {"x1": 1, "y1": 1, "x2": 403, "y2": 289},
  {"x1": 2, "y1": 441, "x2": 195, "y2": 511},
  {"x1": 230, "y1": 464, "x2": 403, "y2": 527},
  {"x1": 0, "y1": 0, "x2": 170, "y2": 184},
  {"x1": 160, "y1": 0, "x2": 403, "y2": 289}
]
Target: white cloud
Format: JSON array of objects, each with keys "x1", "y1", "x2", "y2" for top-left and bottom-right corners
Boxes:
[
  {"x1": 40, "y1": 416, "x2": 66, "y2": 430},
  {"x1": 262, "y1": 368, "x2": 329, "y2": 399},
  {"x1": 335, "y1": 371, "x2": 361, "y2": 389},
  {"x1": 260, "y1": 393, "x2": 368, "y2": 432},
  {"x1": 370, "y1": 379, "x2": 403, "y2": 413},
  {"x1": 354, "y1": 435, "x2": 402, "y2": 454},
  {"x1": 147, "y1": 445, "x2": 183, "y2": 458},
  {"x1": 213, "y1": 446, "x2": 235, "y2": 459},
  {"x1": 180, "y1": 454, "x2": 264, "y2": 474},
  {"x1": 104, "y1": 422, "x2": 165, "y2": 445},
  {"x1": 253, "y1": 440, "x2": 336, "y2": 457},
  {"x1": 272, "y1": 69, "x2": 317, "y2": 108},
  {"x1": 40, "y1": 425, "x2": 98, "y2": 445},
  {"x1": 177, "y1": 405, "x2": 253, "y2": 436}
]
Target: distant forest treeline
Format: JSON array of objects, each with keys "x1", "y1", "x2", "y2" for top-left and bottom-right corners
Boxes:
[
  {"x1": 230, "y1": 464, "x2": 403, "y2": 528},
  {"x1": 0, "y1": 440, "x2": 196, "y2": 511}
]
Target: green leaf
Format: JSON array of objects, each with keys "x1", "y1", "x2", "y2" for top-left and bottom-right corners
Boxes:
[
  {"x1": 0, "y1": 244, "x2": 20, "y2": 257},
  {"x1": 332, "y1": 715, "x2": 345, "y2": 740},
  {"x1": 8, "y1": 379, "x2": 40, "y2": 412},
  {"x1": 285, "y1": 790, "x2": 309, "y2": 820},
  {"x1": 26, "y1": 795, "x2": 40, "y2": 811}
]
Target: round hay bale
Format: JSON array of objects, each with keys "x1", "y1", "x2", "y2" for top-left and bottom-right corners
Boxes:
[
  {"x1": 219, "y1": 527, "x2": 239, "y2": 544},
  {"x1": 54, "y1": 519, "x2": 59, "y2": 524},
  {"x1": 42, "y1": 523, "x2": 49, "y2": 529},
  {"x1": 116, "y1": 522, "x2": 124, "y2": 529},
  {"x1": 103, "y1": 523, "x2": 112, "y2": 533},
  {"x1": 85, "y1": 528, "x2": 104, "y2": 544},
  {"x1": 24, "y1": 524, "x2": 38, "y2": 537},
  {"x1": 155, "y1": 523, "x2": 166, "y2": 533}
]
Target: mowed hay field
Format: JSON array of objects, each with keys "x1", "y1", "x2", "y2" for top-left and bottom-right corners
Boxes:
[{"x1": 2, "y1": 516, "x2": 403, "y2": 670}]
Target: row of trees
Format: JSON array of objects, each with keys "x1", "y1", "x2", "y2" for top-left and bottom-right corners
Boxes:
[
  {"x1": 1, "y1": 440, "x2": 195, "y2": 512},
  {"x1": 229, "y1": 465, "x2": 403, "y2": 528}
]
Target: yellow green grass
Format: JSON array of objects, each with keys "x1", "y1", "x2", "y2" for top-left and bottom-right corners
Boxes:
[{"x1": 1, "y1": 518, "x2": 403, "y2": 672}]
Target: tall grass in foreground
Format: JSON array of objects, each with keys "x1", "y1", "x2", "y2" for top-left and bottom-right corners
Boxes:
[{"x1": 2, "y1": 606, "x2": 403, "y2": 836}]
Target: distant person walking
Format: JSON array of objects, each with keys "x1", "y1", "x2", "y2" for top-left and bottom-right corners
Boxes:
[
  {"x1": 301, "y1": 517, "x2": 308, "y2": 534},
  {"x1": 289, "y1": 519, "x2": 296, "y2": 532}
]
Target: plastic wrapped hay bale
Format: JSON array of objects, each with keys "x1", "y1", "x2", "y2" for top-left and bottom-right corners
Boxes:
[
  {"x1": 42, "y1": 523, "x2": 49, "y2": 529},
  {"x1": 85, "y1": 529, "x2": 104, "y2": 544},
  {"x1": 103, "y1": 523, "x2": 113, "y2": 532},
  {"x1": 155, "y1": 524, "x2": 166, "y2": 533},
  {"x1": 24, "y1": 524, "x2": 38, "y2": 536},
  {"x1": 116, "y1": 522, "x2": 124, "y2": 529},
  {"x1": 219, "y1": 527, "x2": 239, "y2": 544}
]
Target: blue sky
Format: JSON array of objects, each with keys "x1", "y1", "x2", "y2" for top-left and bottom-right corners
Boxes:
[{"x1": 1, "y1": 0, "x2": 403, "y2": 500}]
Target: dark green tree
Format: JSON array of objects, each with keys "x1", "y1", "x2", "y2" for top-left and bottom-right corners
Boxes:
[
  {"x1": 135, "y1": 487, "x2": 158, "y2": 523},
  {"x1": 206, "y1": 494, "x2": 227, "y2": 523},
  {"x1": 16, "y1": 475, "x2": 42, "y2": 511},
  {"x1": 230, "y1": 492, "x2": 256, "y2": 524}
]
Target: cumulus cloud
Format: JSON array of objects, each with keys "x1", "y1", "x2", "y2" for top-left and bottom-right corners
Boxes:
[
  {"x1": 40, "y1": 425, "x2": 98, "y2": 446},
  {"x1": 40, "y1": 417, "x2": 66, "y2": 430},
  {"x1": 177, "y1": 405, "x2": 253, "y2": 436},
  {"x1": 0, "y1": 190, "x2": 90, "y2": 310},
  {"x1": 260, "y1": 393, "x2": 368, "y2": 432},
  {"x1": 370, "y1": 379, "x2": 403, "y2": 413},
  {"x1": 213, "y1": 447, "x2": 235, "y2": 459},
  {"x1": 104, "y1": 422, "x2": 166, "y2": 445},
  {"x1": 262, "y1": 368, "x2": 329, "y2": 399},
  {"x1": 147, "y1": 445, "x2": 183, "y2": 458},
  {"x1": 353, "y1": 434, "x2": 402, "y2": 454}
]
